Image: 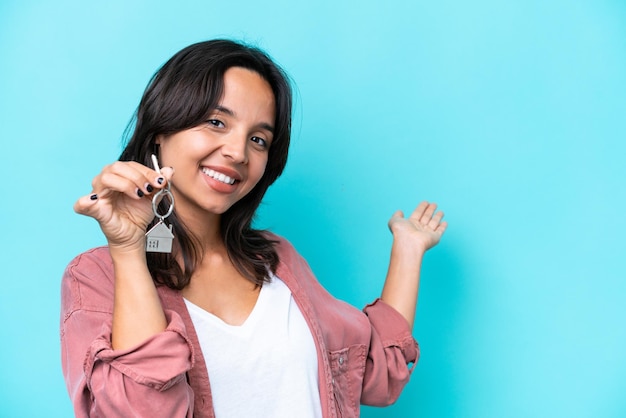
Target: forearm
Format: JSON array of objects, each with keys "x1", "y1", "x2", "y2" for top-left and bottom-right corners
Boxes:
[
  {"x1": 380, "y1": 236, "x2": 426, "y2": 330},
  {"x1": 111, "y1": 246, "x2": 167, "y2": 350}
]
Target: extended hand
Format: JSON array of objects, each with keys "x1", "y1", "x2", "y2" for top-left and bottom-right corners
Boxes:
[{"x1": 388, "y1": 201, "x2": 448, "y2": 253}]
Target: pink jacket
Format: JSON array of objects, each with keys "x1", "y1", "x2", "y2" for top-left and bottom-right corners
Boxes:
[{"x1": 60, "y1": 234, "x2": 419, "y2": 417}]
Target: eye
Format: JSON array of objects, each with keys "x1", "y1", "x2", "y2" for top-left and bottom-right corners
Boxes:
[
  {"x1": 206, "y1": 119, "x2": 225, "y2": 128},
  {"x1": 250, "y1": 136, "x2": 268, "y2": 148}
]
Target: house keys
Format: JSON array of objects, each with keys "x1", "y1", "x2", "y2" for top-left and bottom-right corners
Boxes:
[{"x1": 145, "y1": 154, "x2": 175, "y2": 253}]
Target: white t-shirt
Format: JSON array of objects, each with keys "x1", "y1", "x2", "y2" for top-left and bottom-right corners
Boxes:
[{"x1": 184, "y1": 275, "x2": 322, "y2": 418}]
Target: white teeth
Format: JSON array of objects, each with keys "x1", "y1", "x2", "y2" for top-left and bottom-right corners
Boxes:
[{"x1": 202, "y1": 168, "x2": 236, "y2": 185}]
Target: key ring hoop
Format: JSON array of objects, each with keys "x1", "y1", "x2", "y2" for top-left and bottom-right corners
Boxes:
[{"x1": 152, "y1": 186, "x2": 174, "y2": 220}]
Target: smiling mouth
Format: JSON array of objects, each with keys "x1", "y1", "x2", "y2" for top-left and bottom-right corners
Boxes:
[{"x1": 201, "y1": 168, "x2": 237, "y2": 185}]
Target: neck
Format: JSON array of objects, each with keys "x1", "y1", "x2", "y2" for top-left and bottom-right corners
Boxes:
[{"x1": 175, "y1": 207, "x2": 223, "y2": 249}]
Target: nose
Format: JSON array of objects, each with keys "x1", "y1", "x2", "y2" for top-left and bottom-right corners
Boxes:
[{"x1": 220, "y1": 132, "x2": 248, "y2": 164}]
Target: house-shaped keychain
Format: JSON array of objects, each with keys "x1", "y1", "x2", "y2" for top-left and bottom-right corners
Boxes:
[{"x1": 145, "y1": 221, "x2": 174, "y2": 253}]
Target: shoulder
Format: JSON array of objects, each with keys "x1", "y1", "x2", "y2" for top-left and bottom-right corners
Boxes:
[
  {"x1": 263, "y1": 231, "x2": 312, "y2": 275},
  {"x1": 63, "y1": 246, "x2": 114, "y2": 282},
  {"x1": 263, "y1": 231, "x2": 298, "y2": 257},
  {"x1": 61, "y1": 247, "x2": 115, "y2": 315},
  {"x1": 264, "y1": 233, "x2": 374, "y2": 351},
  {"x1": 263, "y1": 231, "x2": 327, "y2": 298}
]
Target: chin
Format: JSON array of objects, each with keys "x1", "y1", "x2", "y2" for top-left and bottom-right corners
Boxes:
[{"x1": 206, "y1": 202, "x2": 237, "y2": 215}]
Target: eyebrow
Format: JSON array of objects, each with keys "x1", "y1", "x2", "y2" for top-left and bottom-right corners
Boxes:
[{"x1": 214, "y1": 105, "x2": 275, "y2": 134}]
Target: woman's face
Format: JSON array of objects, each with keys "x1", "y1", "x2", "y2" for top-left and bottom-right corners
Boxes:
[{"x1": 157, "y1": 67, "x2": 276, "y2": 221}]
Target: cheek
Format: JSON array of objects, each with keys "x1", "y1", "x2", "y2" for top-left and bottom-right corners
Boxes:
[
  {"x1": 157, "y1": 141, "x2": 182, "y2": 168},
  {"x1": 158, "y1": 133, "x2": 205, "y2": 165},
  {"x1": 256, "y1": 157, "x2": 269, "y2": 181},
  {"x1": 251, "y1": 150, "x2": 268, "y2": 171},
  {"x1": 245, "y1": 157, "x2": 268, "y2": 191}
]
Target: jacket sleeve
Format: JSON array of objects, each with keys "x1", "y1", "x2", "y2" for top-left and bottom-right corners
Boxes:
[
  {"x1": 60, "y1": 250, "x2": 195, "y2": 417},
  {"x1": 360, "y1": 298, "x2": 420, "y2": 406}
]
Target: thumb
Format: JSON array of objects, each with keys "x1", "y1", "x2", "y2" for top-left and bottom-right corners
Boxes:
[
  {"x1": 387, "y1": 210, "x2": 404, "y2": 231},
  {"x1": 159, "y1": 166, "x2": 175, "y2": 183}
]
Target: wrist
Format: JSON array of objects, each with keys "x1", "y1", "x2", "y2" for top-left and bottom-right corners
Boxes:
[
  {"x1": 391, "y1": 233, "x2": 428, "y2": 257},
  {"x1": 109, "y1": 244, "x2": 153, "y2": 286},
  {"x1": 108, "y1": 241, "x2": 147, "y2": 264}
]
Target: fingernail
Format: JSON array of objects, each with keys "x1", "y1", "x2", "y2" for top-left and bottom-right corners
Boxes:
[
  {"x1": 90, "y1": 194, "x2": 98, "y2": 200},
  {"x1": 137, "y1": 189, "x2": 144, "y2": 198},
  {"x1": 146, "y1": 184, "x2": 154, "y2": 193},
  {"x1": 157, "y1": 177, "x2": 164, "y2": 185}
]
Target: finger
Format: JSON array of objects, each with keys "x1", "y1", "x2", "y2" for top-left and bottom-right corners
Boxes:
[
  {"x1": 73, "y1": 193, "x2": 100, "y2": 216},
  {"x1": 419, "y1": 202, "x2": 437, "y2": 225},
  {"x1": 427, "y1": 210, "x2": 444, "y2": 229},
  {"x1": 435, "y1": 220, "x2": 448, "y2": 234},
  {"x1": 93, "y1": 162, "x2": 162, "y2": 200},
  {"x1": 94, "y1": 171, "x2": 146, "y2": 200},
  {"x1": 150, "y1": 166, "x2": 175, "y2": 205},
  {"x1": 141, "y1": 166, "x2": 173, "y2": 195},
  {"x1": 408, "y1": 201, "x2": 429, "y2": 222},
  {"x1": 158, "y1": 166, "x2": 175, "y2": 185}
]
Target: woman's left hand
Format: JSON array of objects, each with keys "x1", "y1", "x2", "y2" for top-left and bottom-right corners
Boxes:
[{"x1": 387, "y1": 201, "x2": 448, "y2": 253}]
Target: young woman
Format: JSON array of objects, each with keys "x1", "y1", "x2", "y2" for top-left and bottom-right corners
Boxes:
[{"x1": 61, "y1": 39, "x2": 447, "y2": 418}]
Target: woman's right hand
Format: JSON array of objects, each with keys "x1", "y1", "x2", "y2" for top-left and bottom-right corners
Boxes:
[{"x1": 73, "y1": 161, "x2": 174, "y2": 252}]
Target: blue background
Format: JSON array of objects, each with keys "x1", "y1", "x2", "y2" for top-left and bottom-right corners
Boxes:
[{"x1": 1, "y1": 1, "x2": 625, "y2": 417}]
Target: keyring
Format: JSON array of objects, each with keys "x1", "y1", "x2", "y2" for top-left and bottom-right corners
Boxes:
[
  {"x1": 152, "y1": 186, "x2": 175, "y2": 221},
  {"x1": 145, "y1": 154, "x2": 175, "y2": 253}
]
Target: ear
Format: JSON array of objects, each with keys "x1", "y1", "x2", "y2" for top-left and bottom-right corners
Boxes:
[{"x1": 153, "y1": 137, "x2": 162, "y2": 160}]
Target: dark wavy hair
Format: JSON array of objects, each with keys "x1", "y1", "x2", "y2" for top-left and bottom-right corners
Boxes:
[{"x1": 119, "y1": 39, "x2": 292, "y2": 290}]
